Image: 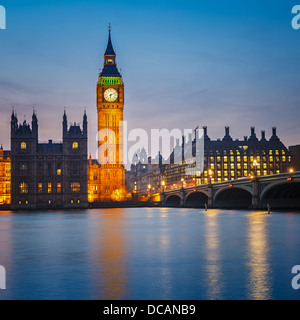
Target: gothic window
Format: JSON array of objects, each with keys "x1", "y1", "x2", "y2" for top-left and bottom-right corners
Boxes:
[
  {"x1": 71, "y1": 182, "x2": 80, "y2": 193},
  {"x1": 21, "y1": 142, "x2": 27, "y2": 150},
  {"x1": 19, "y1": 182, "x2": 28, "y2": 194},
  {"x1": 72, "y1": 142, "x2": 79, "y2": 149},
  {"x1": 20, "y1": 163, "x2": 27, "y2": 171}
]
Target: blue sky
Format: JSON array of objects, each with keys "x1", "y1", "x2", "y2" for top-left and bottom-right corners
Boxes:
[{"x1": 0, "y1": 0, "x2": 299, "y2": 154}]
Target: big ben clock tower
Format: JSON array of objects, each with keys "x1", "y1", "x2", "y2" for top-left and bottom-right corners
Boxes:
[{"x1": 96, "y1": 27, "x2": 125, "y2": 201}]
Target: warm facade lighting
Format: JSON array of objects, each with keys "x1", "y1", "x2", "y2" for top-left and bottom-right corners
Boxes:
[{"x1": 0, "y1": 147, "x2": 11, "y2": 205}]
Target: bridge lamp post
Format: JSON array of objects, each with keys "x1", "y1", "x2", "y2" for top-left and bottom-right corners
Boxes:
[
  {"x1": 253, "y1": 159, "x2": 258, "y2": 178},
  {"x1": 181, "y1": 178, "x2": 185, "y2": 189},
  {"x1": 148, "y1": 184, "x2": 151, "y2": 200},
  {"x1": 208, "y1": 169, "x2": 213, "y2": 184},
  {"x1": 288, "y1": 168, "x2": 294, "y2": 181},
  {"x1": 192, "y1": 177, "x2": 196, "y2": 186},
  {"x1": 161, "y1": 180, "x2": 165, "y2": 193}
]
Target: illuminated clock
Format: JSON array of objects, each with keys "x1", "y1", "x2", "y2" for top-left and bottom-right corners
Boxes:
[{"x1": 104, "y1": 88, "x2": 118, "y2": 102}]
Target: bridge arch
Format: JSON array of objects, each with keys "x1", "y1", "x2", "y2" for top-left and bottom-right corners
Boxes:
[
  {"x1": 214, "y1": 187, "x2": 252, "y2": 209},
  {"x1": 185, "y1": 191, "x2": 208, "y2": 208},
  {"x1": 260, "y1": 182, "x2": 300, "y2": 209},
  {"x1": 165, "y1": 194, "x2": 181, "y2": 207}
]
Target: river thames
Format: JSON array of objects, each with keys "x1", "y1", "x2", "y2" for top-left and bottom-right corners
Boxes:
[{"x1": 0, "y1": 208, "x2": 299, "y2": 300}]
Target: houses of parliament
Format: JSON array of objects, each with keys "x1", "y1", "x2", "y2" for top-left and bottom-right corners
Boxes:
[
  {"x1": 0, "y1": 29, "x2": 299, "y2": 208},
  {"x1": 0, "y1": 28, "x2": 126, "y2": 209}
]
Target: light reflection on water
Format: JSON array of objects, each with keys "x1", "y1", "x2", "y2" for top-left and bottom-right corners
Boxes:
[
  {"x1": 247, "y1": 212, "x2": 272, "y2": 300},
  {"x1": 90, "y1": 209, "x2": 128, "y2": 300},
  {"x1": 204, "y1": 210, "x2": 224, "y2": 300},
  {"x1": 0, "y1": 208, "x2": 299, "y2": 300}
]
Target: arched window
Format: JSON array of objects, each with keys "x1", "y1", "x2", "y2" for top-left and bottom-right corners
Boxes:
[
  {"x1": 72, "y1": 142, "x2": 78, "y2": 149},
  {"x1": 19, "y1": 182, "x2": 28, "y2": 194},
  {"x1": 21, "y1": 142, "x2": 27, "y2": 150}
]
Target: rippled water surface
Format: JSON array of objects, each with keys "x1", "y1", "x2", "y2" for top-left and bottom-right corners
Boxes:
[{"x1": 0, "y1": 208, "x2": 299, "y2": 300}]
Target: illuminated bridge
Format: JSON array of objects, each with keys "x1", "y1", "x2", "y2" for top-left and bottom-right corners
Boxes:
[{"x1": 161, "y1": 171, "x2": 300, "y2": 209}]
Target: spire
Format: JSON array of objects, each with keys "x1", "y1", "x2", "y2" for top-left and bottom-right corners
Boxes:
[
  {"x1": 104, "y1": 23, "x2": 116, "y2": 56},
  {"x1": 83, "y1": 110, "x2": 87, "y2": 136},
  {"x1": 63, "y1": 110, "x2": 67, "y2": 137},
  {"x1": 32, "y1": 109, "x2": 37, "y2": 121},
  {"x1": 100, "y1": 26, "x2": 121, "y2": 77},
  {"x1": 63, "y1": 109, "x2": 67, "y2": 122}
]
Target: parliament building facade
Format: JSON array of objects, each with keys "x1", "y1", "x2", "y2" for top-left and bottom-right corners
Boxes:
[{"x1": 10, "y1": 110, "x2": 88, "y2": 209}]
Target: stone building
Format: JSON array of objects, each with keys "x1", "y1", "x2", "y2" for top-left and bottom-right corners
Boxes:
[
  {"x1": 289, "y1": 145, "x2": 300, "y2": 172},
  {"x1": 163, "y1": 126, "x2": 292, "y2": 190},
  {"x1": 87, "y1": 155, "x2": 100, "y2": 203},
  {"x1": 125, "y1": 149, "x2": 164, "y2": 201},
  {"x1": 10, "y1": 110, "x2": 88, "y2": 209},
  {"x1": 0, "y1": 146, "x2": 11, "y2": 205}
]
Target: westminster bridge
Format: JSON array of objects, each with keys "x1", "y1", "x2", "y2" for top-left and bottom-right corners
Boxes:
[{"x1": 161, "y1": 171, "x2": 300, "y2": 209}]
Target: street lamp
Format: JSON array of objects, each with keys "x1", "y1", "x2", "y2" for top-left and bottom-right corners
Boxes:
[
  {"x1": 288, "y1": 168, "x2": 294, "y2": 181},
  {"x1": 208, "y1": 169, "x2": 213, "y2": 184},
  {"x1": 181, "y1": 178, "x2": 185, "y2": 189},
  {"x1": 161, "y1": 180, "x2": 165, "y2": 193},
  {"x1": 253, "y1": 158, "x2": 258, "y2": 178},
  {"x1": 148, "y1": 184, "x2": 151, "y2": 200},
  {"x1": 192, "y1": 177, "x2": 196, "y2": 186}
]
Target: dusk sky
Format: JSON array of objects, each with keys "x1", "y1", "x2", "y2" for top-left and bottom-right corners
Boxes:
[{"x1": 0, "y1": 0, "x2": 299, "y2": 159}]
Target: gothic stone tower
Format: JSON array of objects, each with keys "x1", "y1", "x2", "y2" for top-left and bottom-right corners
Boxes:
[{"x1": 97, "y1": 28, "x2": 125, "y2": 201}]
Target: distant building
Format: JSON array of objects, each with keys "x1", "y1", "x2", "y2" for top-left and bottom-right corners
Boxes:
[
  {"x1": 125, "y1": 149, "x2": 164, "y2": 201},
  {"x1": 87, "y1": 155, "x2": 101, "y2": 203},
  {"x1": 10, "y1": 110, "x2": 88, "y2": 209},
  {"x1": 163, "y1": 126, "x2": 292, "y2": 190},
  {"x1": 0, "y1": 147, "x2": 11, "y2": 205},
  {"x1": 289, "y1": 145, "x2": 300, "y2": 172}
]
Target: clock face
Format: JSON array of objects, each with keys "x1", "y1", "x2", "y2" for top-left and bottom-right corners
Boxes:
[{"x1": 104, "y1": 88, "x2": 118, "y2": 102}]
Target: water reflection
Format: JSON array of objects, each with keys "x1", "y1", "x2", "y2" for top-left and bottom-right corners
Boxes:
[
  {"x1": 0, "y1": 212, "x2": 12, "y2": 280},
  {"x1": 246, "y1": 211, "x2": 272, "y2": 300},
  {"x1": 91, "y1": 209, "x2": 128, "y2": 300},
  {"x1": 204, "y1": 210, "x2": 224, "y2": 299}
]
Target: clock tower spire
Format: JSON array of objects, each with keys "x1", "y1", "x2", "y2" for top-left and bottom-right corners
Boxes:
[{"x1": 96, "y1": 27, "x2": 125, "y2": 202}]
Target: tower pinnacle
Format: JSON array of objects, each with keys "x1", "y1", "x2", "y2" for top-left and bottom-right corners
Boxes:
[{"x1": 100, "y1": 26, "x2": 121, "y2": 77}]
